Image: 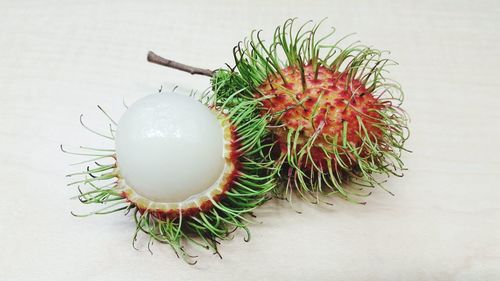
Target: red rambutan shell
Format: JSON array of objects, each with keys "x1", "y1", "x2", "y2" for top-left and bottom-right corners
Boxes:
[{"x1": 257, "y1": 64, "x2": 384, "y2": 170}]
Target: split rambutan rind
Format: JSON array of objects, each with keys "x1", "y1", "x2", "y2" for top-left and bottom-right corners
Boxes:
[
  {"x1": 212, "y1": 19, "x2": 410, "y2": 204},
  {"x1": 64, "y1": 93, "x2": 275, "y2": 264}
]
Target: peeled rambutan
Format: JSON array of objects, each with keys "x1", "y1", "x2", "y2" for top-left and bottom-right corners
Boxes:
[{"x1": 63, "y1": 91, "x2": 275, "y2": 264}]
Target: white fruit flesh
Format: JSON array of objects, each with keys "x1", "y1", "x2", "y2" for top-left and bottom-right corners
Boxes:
[{"x1": 115, "y1": 93, "x2": 225, "y2": 203}]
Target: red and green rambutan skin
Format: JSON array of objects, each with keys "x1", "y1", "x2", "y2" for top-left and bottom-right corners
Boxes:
[{"x1": 258, "y1": 64, "x2": 385, "y2": 172}]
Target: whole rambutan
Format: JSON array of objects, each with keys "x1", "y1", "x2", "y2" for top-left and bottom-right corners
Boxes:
[{"x1": 212, "y1": 19, "x2": 410, "y2": 203}]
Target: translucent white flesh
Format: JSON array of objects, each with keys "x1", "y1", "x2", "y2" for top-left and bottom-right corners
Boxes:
[{"x1": 115, "y1": 93, "x2": 225, "y2": 203}]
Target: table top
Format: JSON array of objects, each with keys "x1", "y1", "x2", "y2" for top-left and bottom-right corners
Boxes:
[{"x1": 1, "y1": 1, "x2": 499, "y2": 280}]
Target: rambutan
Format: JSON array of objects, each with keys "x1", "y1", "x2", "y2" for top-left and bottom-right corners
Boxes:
[
  {"x1": 212, "y1": 19, "x2": 410, "y2": 203},
  {"x1": 63, "y1": 91, "x2": 275, "y2": 264}
]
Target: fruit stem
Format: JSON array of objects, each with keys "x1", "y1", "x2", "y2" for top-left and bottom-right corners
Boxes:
[{"x1": 147, "y1": 51, "x2": 214, "y2": 77}]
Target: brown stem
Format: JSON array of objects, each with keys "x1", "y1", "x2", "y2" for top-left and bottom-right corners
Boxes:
[{"x1": 147, "y1": 51, "x2": 214, "y2": 77}]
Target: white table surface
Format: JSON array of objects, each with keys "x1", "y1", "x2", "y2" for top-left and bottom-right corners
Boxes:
[{"x1": 1, "y1": 1, "x2": 499, "y2": 280}]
